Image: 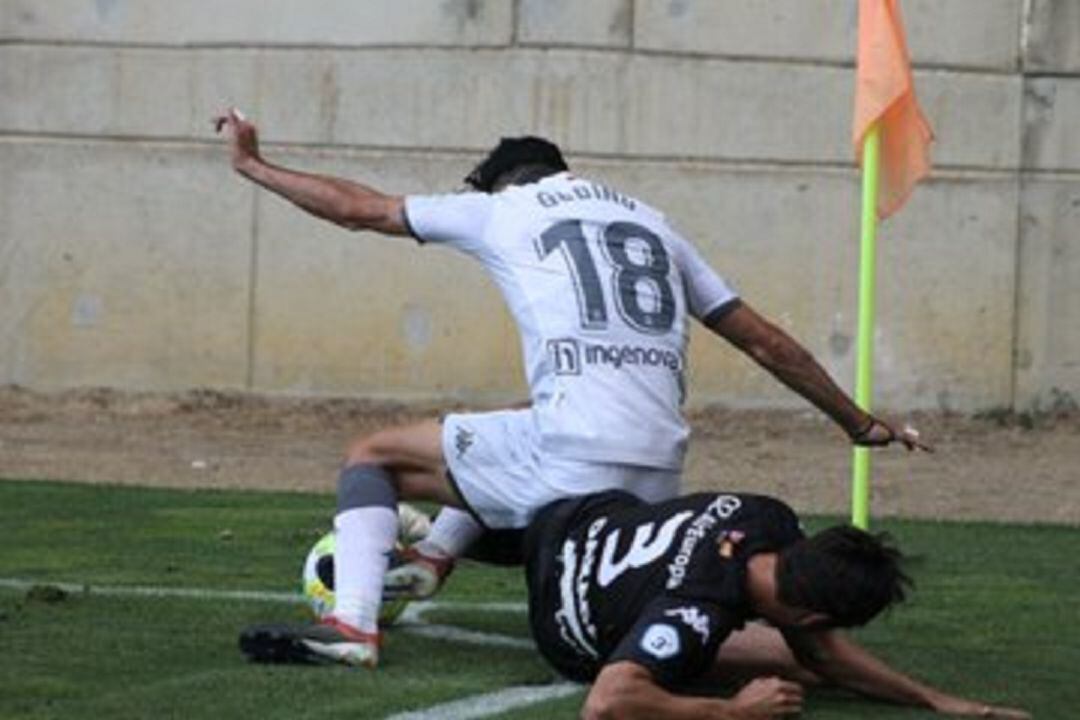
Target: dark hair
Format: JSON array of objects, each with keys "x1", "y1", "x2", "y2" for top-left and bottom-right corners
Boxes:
[
  {"x1": 776, "y1": 525, "x2": 911, "y2": 627},
  {"x1": 464, "y1": 136, "x2": 568, "y2": 192}
]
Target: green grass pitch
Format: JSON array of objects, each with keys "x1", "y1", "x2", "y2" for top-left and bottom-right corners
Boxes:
[{"x1": 1, "y1": 480, "x2": 1076, "y2": 719}]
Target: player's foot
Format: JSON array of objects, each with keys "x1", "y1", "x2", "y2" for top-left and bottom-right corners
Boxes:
[
  {"x1": 397, "y1": 502, "x2": 433, "y2": 543},
  {"x1": 239, "y1": 617, "x2": 381, "y2": 668},
  {"x1": 299, "y1": 617, "x2": 381, "y2": 667},
  {"x1": 383, "y1": 545, "x2": 455, "y2": 600}
]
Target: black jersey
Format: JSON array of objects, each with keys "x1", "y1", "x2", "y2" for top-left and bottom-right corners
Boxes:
[{"x1": 523, "y1": 489, "x2": 804, "y2": 686}]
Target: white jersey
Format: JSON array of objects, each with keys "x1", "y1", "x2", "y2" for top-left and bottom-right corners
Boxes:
[{"x1": 404, "y1": 172, "x2": 738, "y2": 469}]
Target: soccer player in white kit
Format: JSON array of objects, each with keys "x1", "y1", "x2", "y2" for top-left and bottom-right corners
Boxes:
[{"x1": 216, "y1": 110, "x2": 928, "y2": 668}]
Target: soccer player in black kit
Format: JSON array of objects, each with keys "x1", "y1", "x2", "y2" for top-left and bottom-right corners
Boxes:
[{"x1": 524, "y1": 490, "x2": 1030, "y2": 719}]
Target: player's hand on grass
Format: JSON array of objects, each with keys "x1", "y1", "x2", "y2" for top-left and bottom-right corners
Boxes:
[
  {"x1": 931, "y1": 695, "x2": 1031, "y2": 719},
  {"x1": 213, "y1": 107, "x2": 261, "y2": 173},
  {"x1": 730, "y1": 676, "x2": 804, "y2": 718},
  {"x1": 978, "y1": 708, "x2": 1033, "y2": 720},
  {"x1": 851, "y1": 415, "x2": 933, "y2": 453}
]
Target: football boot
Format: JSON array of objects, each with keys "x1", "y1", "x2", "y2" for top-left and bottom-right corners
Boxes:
[
  {"x1": 382, "y1": 545, "x2": 455, "y2": 601},
  {"x1": 240, "y1": 616, "x2": 381, "y2": 668}
]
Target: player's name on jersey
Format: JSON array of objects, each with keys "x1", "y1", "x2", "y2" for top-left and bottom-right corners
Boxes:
[{"x1": 536, "y1": 182, "x2": 637, "y2": 211}]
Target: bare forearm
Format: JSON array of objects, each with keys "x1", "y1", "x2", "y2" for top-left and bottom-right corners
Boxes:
[
  {"x1": 708, "y1": 304, "x2": 869, "y2": 438},
  {"x1": 808, "y1": 639, "x2": 938, "y2": 707},
  {"x1": 748, "y1": 328, "x2": 867, "y2": 436},
  {"x1": 584, "y1": 664, "x2": 802, "y2": 720},
  {"x1": 584, "y1": 686, "x2": 742, "y2": 720},
  {"x1": 797, "y1": 631, "x2": 1020, "y2": 716},
  {"x1": 236, "y1": 157, "x2": 405, "y2": 235}
]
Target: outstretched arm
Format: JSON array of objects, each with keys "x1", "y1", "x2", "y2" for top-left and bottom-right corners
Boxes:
[
  {"x1": 782, "y1": 629, "x2": 1030, "y2": 718},
  {"x1": 706, "y1": 302, "x2": 929, "y2": 451},
  {"x1": 213, "y1": 108, "x2": 409, "y2": 236},
  {"x1": 583, "y1": 662, "x2": 803, "y2": 720}
]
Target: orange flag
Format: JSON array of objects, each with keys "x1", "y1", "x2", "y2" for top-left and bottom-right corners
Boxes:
[{"x1": 853, "y1": 0, "x2": 933, "y2": 219}]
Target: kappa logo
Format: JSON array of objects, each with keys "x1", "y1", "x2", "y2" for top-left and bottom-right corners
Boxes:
[
  {"x1": 640, "y1": 623, "x2": 680, "y2": 660},
  {"x1": 454, "y1": 425, "x2": 475, "y2": 459},
  {"x1": 664, "y1": 606, "x2": 711, "y2": 643}
]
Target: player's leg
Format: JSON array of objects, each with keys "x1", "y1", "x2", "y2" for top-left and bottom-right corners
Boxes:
[
  {"x1": 420, "y1": 506, "x2": 485, "y2": 558},
  {"x1": 342, "y1": 417, "x2": 461, "y2": 505},
  {"x1": 381, "y1": 506, "x2": 482, "y2": 600},
  {"x1": 329, "y1": 419, "x2": 460, "y2": 631},
  {"x1": 342, "y1": 419, "x2": 478, "y2": 603},
  {"x1": 242, "y1": 410, "x2": 537, "y2": 668},
  {"x1": 245, "y1": 418, "x2": 463, "y2": 669},
  {"x1": 382, "y1": 409, "x2": 546, "y2": 596}
]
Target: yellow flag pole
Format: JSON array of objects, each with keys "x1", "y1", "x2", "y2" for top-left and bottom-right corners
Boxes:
[{"x1": 852, "y1": 123, "x2": 881, "y2": 530}]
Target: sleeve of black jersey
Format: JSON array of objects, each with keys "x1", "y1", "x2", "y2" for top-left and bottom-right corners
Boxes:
[
  {"x1": 760, "y1": 497, "x2": 807, "y2": 548},
  {"x1": 605, "y1": 596, "x2": 739, "y2": 689}
]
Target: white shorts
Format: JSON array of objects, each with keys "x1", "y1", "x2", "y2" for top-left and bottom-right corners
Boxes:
[{"x1": 441, "y1": 409, "x2": 680, "y2": 529}]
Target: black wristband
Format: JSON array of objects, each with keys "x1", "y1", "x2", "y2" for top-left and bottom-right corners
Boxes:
[{"x1": 851, "y1": 416, "x2": 877, "y2": 441}]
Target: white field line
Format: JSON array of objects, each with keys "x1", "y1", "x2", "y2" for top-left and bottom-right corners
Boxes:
[
  {"x1": 0, "y1": 578, "x2": 526, "y2": 614},
  {"x1": 401, "y1": 600, "x2": 528, "y2": 620},
  {"x1": 383, "y1": 682, "x2": 582, "y2": 720},
  {"x1": 1, "y1": 577, "x2": 560, "y2": 718},
  {"x1": 0, "y1": 578, "x2": 531, "y2": 650},
  {"x1": 401, "y1": 623, "x2": 534, "y2": 650},
  {"x1": 0, "y1": 577, "x2": 302, "y2": 603}
]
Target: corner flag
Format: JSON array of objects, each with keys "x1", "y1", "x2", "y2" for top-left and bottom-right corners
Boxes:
[
  {"x1": 853, "y1": 0, "x2": 933, "y2": 219},
  {"x1": 850, "y1": 0, "x2": 933, "y2": 528}
]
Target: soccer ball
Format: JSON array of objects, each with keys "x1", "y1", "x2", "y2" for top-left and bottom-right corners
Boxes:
[
  {"x1": 300, "y1": 503, "x2": 432, "y2": 625},
  {"x1": 301, "y1": 530, "x2": 338, "y2": 619},
  {"x1": 300, "y1": 530, "x2": 414, "y2": 625}
]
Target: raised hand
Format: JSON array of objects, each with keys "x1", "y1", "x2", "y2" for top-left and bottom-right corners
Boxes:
[{"x1": 212, "y1": 107, "x2": 261, "y2": 172}]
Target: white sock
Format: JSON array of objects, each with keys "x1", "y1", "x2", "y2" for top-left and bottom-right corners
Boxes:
[
  {"x1": 418, "y1": 507, "x2": 483, "y2": 558},
  {"x1": 331, "y1": 505, "x2": 397, "y2": 634}
]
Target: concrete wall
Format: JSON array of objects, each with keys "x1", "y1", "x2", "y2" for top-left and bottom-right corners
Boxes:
[{"x1": 1, "y1": 0, "x2": 1076, "y2": 412}]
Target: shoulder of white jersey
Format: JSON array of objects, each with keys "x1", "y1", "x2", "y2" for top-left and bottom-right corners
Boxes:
[
  {"x1": 405, "y1": 189, "x2": 496, "y2": 216},
  {"x1": 403, "y1": 189, "x2": 497, "y2": 245},
  {"x1": 406, "y1": 188, "x2": 488, "y2": 203}
]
